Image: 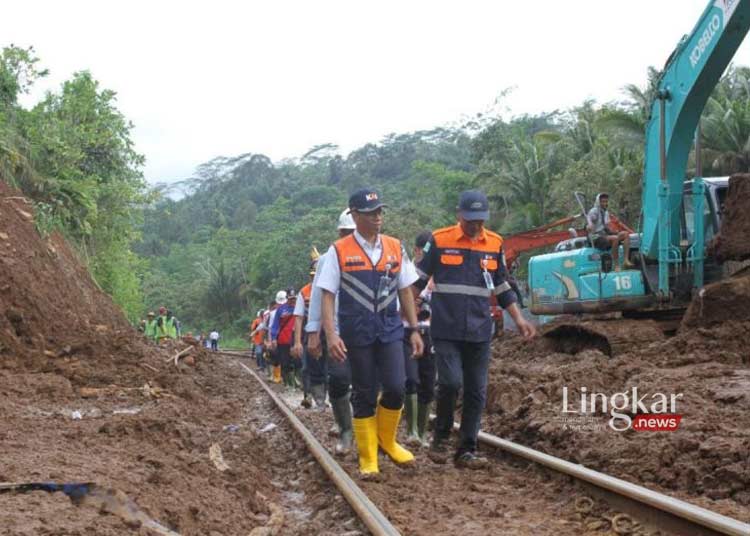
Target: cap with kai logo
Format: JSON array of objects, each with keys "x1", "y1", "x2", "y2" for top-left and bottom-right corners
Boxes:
[
  {"x1": 348, "y1": 187, "x2": 388, "y2": 213},
  {"x1": 457, "y1": 190, "x2": 490, "y2": 221}
]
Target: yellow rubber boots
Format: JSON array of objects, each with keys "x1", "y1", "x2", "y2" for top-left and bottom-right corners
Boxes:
[
  {"x1": 352, "y1": 416, "x2": 379, "y2": 474},
  {"x1": 376, "y1": 404, "x2": 414, "y2": 464},
  {"x1": 272, "y1": 365, "x2": 282, "y2": 384}
]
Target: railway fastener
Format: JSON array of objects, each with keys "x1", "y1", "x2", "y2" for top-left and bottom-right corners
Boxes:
[{"x1": 468, "y1": 424, "x2": 750, "y2": 536}]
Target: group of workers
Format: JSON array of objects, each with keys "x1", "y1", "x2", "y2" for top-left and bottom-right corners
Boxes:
[
  {"x1": 140, "y1": 306, "x2": 181, "y2": 342},
  {"x1": 251, "y1": 186, "x2": 537, "y2": 476}
]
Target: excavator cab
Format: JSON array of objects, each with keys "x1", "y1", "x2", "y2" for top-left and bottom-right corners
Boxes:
[{"x1": 528, "y1": 191, "x2": 649, "y2": 316}]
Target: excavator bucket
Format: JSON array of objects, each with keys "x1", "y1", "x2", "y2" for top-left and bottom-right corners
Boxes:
[{"x1": 541, "y1": 317, "x2": 664, "y2": 357}]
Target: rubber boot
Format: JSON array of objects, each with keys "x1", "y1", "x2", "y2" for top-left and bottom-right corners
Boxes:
[
  {"x1": 376, "y1": 404, "x2": 414, "y2": 464},
  {"x1": 404, "y1": 394, "x2": 421, "y2": 446},
  {"x1": 331, "y1": 393, "x2": 353, "y2": 455},
  {"x1": 352, "y1": 416, "x2": 378, "y2": 475},
  {"x1": 416, "y1": 402, "x2": 430, "y2": 447},
  {"x1": 273, "y1": 365, "x2": 282, "y2": 384},
  {"x1": 311, "y1": 383, "x2": 327, "y2": 409}
]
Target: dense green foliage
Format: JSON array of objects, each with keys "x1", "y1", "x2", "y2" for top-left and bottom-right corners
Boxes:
[
  {"x1": 0, "y1": 45, "x2": 148, "y2": 321},
  {"x1": 5, "y1": 44, "x2": 750, "y2": 339},
  {"x1": 137, "y1": 66, "x2": 750, "y2": 339}
]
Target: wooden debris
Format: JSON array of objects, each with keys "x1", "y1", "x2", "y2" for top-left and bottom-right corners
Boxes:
[
  {"x1": 166, "y1": 346, "x2": 193, "y2": 366},
  {"x1": 15, "y1": 208, "x2": 33, "y2": 221},
  {"x1": 209, "y1": 443, "x2": 230, "y2": 472},
  {"x1": 140, "y1": 362, "x2": 159, "y2": 373}
]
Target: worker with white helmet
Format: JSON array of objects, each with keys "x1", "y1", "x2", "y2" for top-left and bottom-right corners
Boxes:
[
  {"x1": 304, "y1": 208, "x2": 356, "y2": 455},
  {"x1": 265, "y1": 291, "x2": 287, "y2": 383}
]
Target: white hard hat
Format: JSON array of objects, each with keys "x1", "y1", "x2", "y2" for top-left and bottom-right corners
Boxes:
[
  {"x1": 275, "y1": 290, "x2": 288, "y2": 305},
  {"x1": 337, "y1": 209, "x2": 356, "y2": 230}
]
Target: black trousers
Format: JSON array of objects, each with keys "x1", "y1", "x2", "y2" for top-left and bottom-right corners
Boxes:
[
  {"x1": 403, "y1": 336, "x2": 436, "y2": 405},
  {"x1": 347, "y1": 340, "x2": 405, "y2": 418},
  {"x1": 278, "y1": 344, "x2": 293, "y2": 378},
  {"x1": 433, "y1": 339, "x2": 491, "y2": 454}
]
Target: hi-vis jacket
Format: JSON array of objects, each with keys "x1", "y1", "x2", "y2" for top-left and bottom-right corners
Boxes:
[
  {"x1": 333, "y1": 233, "x2": 404, "y2": 346},
  {"x1": 299, "y1": 283, "x2": 312, "y2": 318},
  {"x1": 416, "y1": 224, "x2": 517, "y2": 342}
]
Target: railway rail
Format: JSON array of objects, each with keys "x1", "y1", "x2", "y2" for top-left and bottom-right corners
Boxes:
[{"x1": 219, "y1": 349, "x2": 750, "y2": 536}]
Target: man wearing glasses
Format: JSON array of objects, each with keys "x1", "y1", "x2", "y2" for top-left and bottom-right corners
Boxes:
[{"x1": 317, "y1": 188, "x2": 424, "y2": 477}]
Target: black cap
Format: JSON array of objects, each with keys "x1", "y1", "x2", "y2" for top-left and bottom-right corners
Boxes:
[
  {"x1": 286, "y1": 287, "x2": 297, "y2": 299},
  {"x1": 348, "y1": 188, "x2": 387, "y2": 213},
  {"x1": 415, "y1": 231, "x2": 432, "y2": 249},
  {"x1": 457, "y1": 190, "x2": 489, "y2": 221}
]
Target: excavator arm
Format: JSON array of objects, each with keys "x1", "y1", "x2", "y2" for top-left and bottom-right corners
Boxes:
[
  {"x1": 641, "y1": 0, "x2": 750, "y2": 296},
  {"x1": 504, "y1": 215, "x2": 634, "y2": 269}
]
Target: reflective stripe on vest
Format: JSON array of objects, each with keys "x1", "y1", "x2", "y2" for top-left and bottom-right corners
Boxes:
[
  {"x1": 334, "y1": 233, "x2": 404, "y2": 345},
  {"x1": 335, "y1": 234, "x2": 402, "y2": 312}
]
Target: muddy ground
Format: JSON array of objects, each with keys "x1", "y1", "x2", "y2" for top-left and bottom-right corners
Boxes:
[
  {"x1": 2, "y1": 177, "x2": 749, "y2": 534},
  {"x1": 485, "y1": 307, "x2": 750, "y2": 522},
  {"x1": 715, "y1": 173, "x2": 750, "y2": 262},
  {"x1": 0, "y1": 183, "x2": 363, "y2": 535},
  {"x1": 281, "y1": 379, "x2": 664, "y2": 536},
  {"x1": 0, "y1": 349, "x2": 366, "y2": 535}
]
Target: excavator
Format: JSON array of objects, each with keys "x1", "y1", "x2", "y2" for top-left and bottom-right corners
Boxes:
[
  {"x1": 503, "y1": 214, "x2": 633, "y2": 272},
  {"x1": 527, "y1": 0, "x2": 750, "y2": 355}
]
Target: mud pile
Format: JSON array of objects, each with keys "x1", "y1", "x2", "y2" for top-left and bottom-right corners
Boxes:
[
  {"x1": 682, "y1": 271, "x2": 750, "y2": 327},
  {"x1": 0, "y1": 182, "x2": 357, "y2": 534},
  {"x1": 715, "y1": 173, "x2": 750, "y2": 261},
  {"x1": 486, "y1": 317, "x2": 750, "y2": 519}
]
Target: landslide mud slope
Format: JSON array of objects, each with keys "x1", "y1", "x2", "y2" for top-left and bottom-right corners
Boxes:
[{"x1": 0, "y1": 182, "x2": 361, "y2": 535}]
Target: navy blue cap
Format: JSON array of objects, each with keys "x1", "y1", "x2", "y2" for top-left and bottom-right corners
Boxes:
[
  {"x1": 348, "y1": 188, "x2": 387, "y2": 213},
  {"x1": 457, "y1": 190, "x2": 489, "y2": 221},
  {"x1": 415, "y1": 230, "x2": 432, "y2": 249}
]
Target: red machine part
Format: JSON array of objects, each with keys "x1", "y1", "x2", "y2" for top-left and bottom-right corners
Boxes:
[
  {"x1": 503, "y1": 215, "x2": 633, "y2": 269},
  {"x1": 490, "y1": 214, "x2": 634, "y2": 323}
]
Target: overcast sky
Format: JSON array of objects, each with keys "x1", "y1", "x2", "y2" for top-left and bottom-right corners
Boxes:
[{"x1": 3, "y1": 0, "x2": 750, "y2": 184}]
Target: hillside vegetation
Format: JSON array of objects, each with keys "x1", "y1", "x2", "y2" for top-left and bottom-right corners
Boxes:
[{"x1": 4, "y1": 45, "x2": 750, "y2": 339}]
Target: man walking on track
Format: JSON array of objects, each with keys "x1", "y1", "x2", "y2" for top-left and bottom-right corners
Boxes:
[
  {"x1": 415, "y1": 190, "x2": 536, "y2": 469},
  {"x1": 293, "y1": 250, "x2": 324, "y2": 409},
  {"x1": 305, "y1": 209, "x2": 357, "y2": 455},
  {"x1": 317, "y1": 188, "x2": 424, "y2": 477}
]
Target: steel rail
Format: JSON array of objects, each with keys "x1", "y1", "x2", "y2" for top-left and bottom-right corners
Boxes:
[
  {"x1": 233, "y1": 358, "x2": 401, "y2": 536},
  {"x1": 223, "y1": 350, "x2": 747, "y2": 535},
  {"x1": 467, "y1": 424, "x2": 750, "y2": 536}
]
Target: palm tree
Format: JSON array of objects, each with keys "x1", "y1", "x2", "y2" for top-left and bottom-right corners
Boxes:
[{"x1": 700, "y1": 68, "x2": 750, "y2": 174}]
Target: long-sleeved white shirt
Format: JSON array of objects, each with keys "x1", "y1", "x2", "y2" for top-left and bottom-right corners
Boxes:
[{"x1": 305, "y1": 249, "x2": 339, "y2": 334}]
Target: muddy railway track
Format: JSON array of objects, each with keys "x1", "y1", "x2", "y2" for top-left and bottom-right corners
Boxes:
[{"x1": 218, "y1": 350, "x2": 750, "y2": 536}]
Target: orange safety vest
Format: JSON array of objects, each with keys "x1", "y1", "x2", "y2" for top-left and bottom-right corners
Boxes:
[
  {"x1": 251, "y1": 318, "x2": 264, "y2": 346},
  {"x1": 334, "y1": 233, "x2": 404, "y2": 346},
  {"x1": 300, "y1": 283, "x2": 312, "y2": 318},
  {"x1": 417, "y1": 224, "x2": 516, "y2": 342}
]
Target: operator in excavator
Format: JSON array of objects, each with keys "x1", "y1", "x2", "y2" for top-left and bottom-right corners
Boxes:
[{"x1": 587, "y1": 193, "x2": 633, "y2": 272}]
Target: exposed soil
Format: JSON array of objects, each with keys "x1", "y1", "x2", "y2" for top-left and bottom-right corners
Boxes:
[
  {"x1": 288, "y1": 392, "x2": 649, "y2": 536},
  {"x1": 0, "y1": 183, "x2": 363, "y2": 535},
  {"x1": 715, "y1": 173, "x2": 750, "y2": 262},
  {"x1": 485, "y1": 300, "x2": 750, "y2": 522},
  {"x1": 2, "y1": 177, "x2": 749, "y2": 534},
  {"x1": 682, "y1": 271, "x2": 750, "y2": 327}
]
